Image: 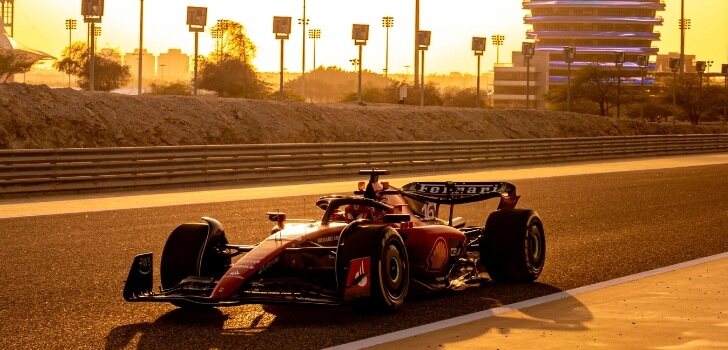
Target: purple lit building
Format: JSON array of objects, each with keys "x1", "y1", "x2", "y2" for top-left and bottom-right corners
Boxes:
[{"x1": 523, "y1": 0, "x2": 665, "y2": 86}]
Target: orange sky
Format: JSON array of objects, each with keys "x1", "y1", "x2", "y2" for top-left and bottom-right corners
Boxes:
[{"x1": 11, "y1": 0, "x2": 728, "y2": 74}]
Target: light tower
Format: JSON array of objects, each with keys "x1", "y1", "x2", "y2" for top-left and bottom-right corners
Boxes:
[
  {"x1": 491, "y1": 34, "x2": 504, "y2": 64},
  {"x1": 308, "y1": 28, "x2": 321, "y2": 71},
  {"x1": 187, "y1": 6, "x2": 207, "y2": 96},
  {"x1": 273, "y1": 16, "x2": 292, "y2": 100},
  {"x1": 65, "y1": 19, "x2": 77, "y2": 87},
  {"x1": 81, "y1": 0, "x2": 104, "y2": 91},
  {"x1": 382, "y1": 16, "x2": 394, "y2": 78},
  {"x1": 352, "y1": 24, "x2": 369, "y2": 105},
  {"x1": 472, "y1": 37, "x2": 486, "y2": 108}
]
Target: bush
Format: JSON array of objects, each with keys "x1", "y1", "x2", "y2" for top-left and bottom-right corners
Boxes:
[{"x1": 147, "y1": 81, "x2": 193, "y2": 96}]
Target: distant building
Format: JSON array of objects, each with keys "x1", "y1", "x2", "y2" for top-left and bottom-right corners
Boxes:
[
  {"x1": 523, "y1": 0, "x2": 665, "y2": 88},
  {"x1": 123, "y1": 48, "x2": 155, "y2": 84},
  {"x1": 655, "y1": 52, "x2": 695, "y2": 73},
  {"x1": 157, "y1": 48, "x2": 190, "y2": 82},
  {"x1": 493, "y1": 51, "x2": 549, "y2": 109}
]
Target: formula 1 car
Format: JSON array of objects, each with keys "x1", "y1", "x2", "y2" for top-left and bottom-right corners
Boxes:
[{"x1": 123, "y1": 170, "x2": 545, "y2": 311}]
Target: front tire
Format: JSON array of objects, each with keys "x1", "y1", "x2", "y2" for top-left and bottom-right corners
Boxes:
[
  {"x1": 372, "y1": 228, "x2": 409, "y2": 310},
  {"x1": 479, "y1": 209, "x2": 545, "y2": 282},
  {"x1": 160, "y1": 223, "x2": 230, "y2": 308},
  {"x1": 338, "y1": 225, "x2": 409, "y2": 312}
]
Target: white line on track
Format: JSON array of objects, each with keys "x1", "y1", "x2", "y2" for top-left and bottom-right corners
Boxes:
[{"x1": 325, "y1": 251, "x2": 728, "y2": 350}]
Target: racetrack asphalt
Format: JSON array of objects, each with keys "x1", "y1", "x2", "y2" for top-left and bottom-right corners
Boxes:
[{"x1": 1, "y1": 162, "x2": 727, "y2": 349}]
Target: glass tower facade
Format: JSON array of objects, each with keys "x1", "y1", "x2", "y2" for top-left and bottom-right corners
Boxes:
[{"x1": 523, "y1": 0, "x2": 665, "y2": 85}]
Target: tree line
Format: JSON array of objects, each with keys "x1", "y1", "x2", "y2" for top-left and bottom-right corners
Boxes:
[
  {"x1": 545, "y1": 64, "x2": 728, "y2": 125},
  {"x1": 2, "y1": 20, "x2": 725, "y2": 123}
]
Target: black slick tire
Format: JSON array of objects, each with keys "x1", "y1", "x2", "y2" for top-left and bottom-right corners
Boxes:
[
  {"x1": 479, "y1": 209, "x2": 545, "y2": 282},
  {"x1": 339, "y1": 225, "x2": 410, "y2": 312},
  {"x1": 160, "y1": 223, "x2": 230, "y2": 308}
]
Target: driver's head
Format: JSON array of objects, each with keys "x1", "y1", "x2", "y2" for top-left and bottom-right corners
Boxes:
[{"x1": 344, "y1": 204, "x2": 373, "y2": 221}]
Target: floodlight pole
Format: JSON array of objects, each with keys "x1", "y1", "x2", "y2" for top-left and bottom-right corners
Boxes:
[
  {"x1": 68, "y1": 26, "x2": 72, "y2": 87},
  {"x1": 358, "y1": 44, "x2": 363, "y2": 104},
  {"x1": 492, "y1": 35, "x2": 505, "y2": 64},
  {"x1": 472, "y1": 38, "x2": 485, "y2": 109},
  {"x1": 308, "y1": 29, "x2": 320, "y2": 73},
  {"x1": 672, "y1": 66, "x2": 677, "y2": 109},
  {"x1": 522, "y1": 42, "x2": 534, "y2": 110},
  {"x1": 723, "y1": 65, "x2": 728, "y2": 123},
  {"x1": 525, "y1": 57, "x2": 530, "y2": 109},
  {"x1": 90, "y1": 22, "x2": 95, "y2": 91},
  {"x1": 566, "y1": 61, "x2": 572, "y2": 111},
  {"x1": 476, "y1": 53, "x2": 481, "y2": 108},
  {"x1": 382, "y1": 16, "x2": 394, "y2": 78},
  {"x1": 193, "y1": 32, "x2": 199, "y2": 96},
  {"x1": 138, "y1": 0, "x2": 144, "y2": 95},
  {"x1": 65, "y1": 19, "x2": 76, "y2": 88},
  {"x1": 414, "y1": 0, "x2": 420, "y2": 88},
  {"x1": 300, "y1": 0, "x2": 307, "y2": 99},
  {"x1": 274, "y1": 16, "x2": 292, "y2": 100},
  {"x1": 679, "y1": 0, "x2": 685, "y2": 75},
  {"x1": 564, "y1": 46, "x2": 574, "y2": 112},
  {"x1": 616, "y1": 63, "x2": 622, "y2": 119},
  {"x1": 420, "y1": 49, "x2": 425, "y2": 107},
  {"x1": 280, "y1": 38, "x2": 285, "y2": 99}
]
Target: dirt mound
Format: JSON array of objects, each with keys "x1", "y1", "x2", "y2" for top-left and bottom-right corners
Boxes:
[{"x1": 0, "y1": 83, "x2": 725, "y2": 149}]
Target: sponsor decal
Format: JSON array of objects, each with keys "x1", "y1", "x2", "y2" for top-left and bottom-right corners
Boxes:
[
  {"x1": 137, "y1": 255, "x2": 152, "y2": 275},
  {"x1": 344, "y1": 257, "x2": 371, "y2": 300},
  {"x1": 416, "y1": 183, "x2": 503, "y2": 195},
  {"x1": 257, "y1": 257, "x2": 279, "y2": 275},
  {"x1": 426, "y1": 237, "x2": 448, "y2": 271},
  {"x1": 316, "y1": 235, "x2": 340, "y2": 244},
  {"x1": 449, "y1": 238, "x2": 463, "y2": 257}
]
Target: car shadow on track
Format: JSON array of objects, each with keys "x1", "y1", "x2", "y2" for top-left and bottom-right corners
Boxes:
[
  {"x1": 104, "y1": 308, "x2": 235, "y2": 350},
  {"x1": 104, "y1": 283, "x2": 593, "y2": 350}
]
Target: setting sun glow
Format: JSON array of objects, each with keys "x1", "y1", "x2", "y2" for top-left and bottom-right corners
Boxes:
[{"x1": 10, "y1": 0, "x2": 728, "y2": 74}]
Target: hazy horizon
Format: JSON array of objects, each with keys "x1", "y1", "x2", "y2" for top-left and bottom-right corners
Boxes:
[{"x1": 11, "y1": 0, "x2": 728, "y2": 75}]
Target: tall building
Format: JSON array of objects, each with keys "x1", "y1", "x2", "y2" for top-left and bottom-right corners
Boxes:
[
  {"x1": 493, "y1": 51, "x2": 549, "y2": 109},
  {"x1": 123, "y1": 48, "x2": 155, "y2": 85},
  {"x1": 655, "y1": 51, "x2": 695, "y2": 73},
  {"x1": 157, "y1": 49, "x2": 190, "y2": 82},
  {"x1": 523, "y1": 0, "x2": 665, "y2": 86},
  {"x1": 1, "y1": 0, "x2": 14, "y2": 37}
]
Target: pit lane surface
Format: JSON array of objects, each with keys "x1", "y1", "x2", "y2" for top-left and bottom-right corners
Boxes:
[{"x1": 1, "y1": 163, "x2": 727, "y2": 349}]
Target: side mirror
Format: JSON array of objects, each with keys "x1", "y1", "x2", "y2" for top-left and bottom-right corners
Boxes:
[{"x1": 267, "y1": 212, "x2": 286, "y2": 229}]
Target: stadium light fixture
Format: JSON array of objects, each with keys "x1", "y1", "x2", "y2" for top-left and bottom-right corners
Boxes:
[
  {"x1": 491, "y1": 34, "x2": 505, "y2": 64},
  {"x1": 187, "y1": 6, "x2": 207, "y2": 96},
  {"x1": 353, "y1": 24, "x2": 369, "y2": 105},
  {"x1": 472, "y1": 37, "x2": 486, "y2": 108},
  {"x1": 81, "y1": 0, "x2": 104, "y2": 91},
  {"x1": 522, "y1": 41, "x2": 535, "y2": 109},
  {"x1": 382, "y1": 16, "x2": 394, "y2": 78},
  {"x1": 417, "y1": 30, "x2": 431, "y2": 107},
  {"x1": 274, "y1": 16, "x2": 292, "y2": 100},
  {"x1": 563, "y1": 46, "x2": 575, "y2": 112}
]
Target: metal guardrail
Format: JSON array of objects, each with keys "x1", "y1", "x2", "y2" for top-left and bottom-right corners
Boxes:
[{"x1": 0, "y1": 134, "x2": 726, "y2": 196}]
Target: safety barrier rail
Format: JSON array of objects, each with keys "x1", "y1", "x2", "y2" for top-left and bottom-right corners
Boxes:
[{"x1": 1, "y1": 134, "x2": 726, "y2": 196}]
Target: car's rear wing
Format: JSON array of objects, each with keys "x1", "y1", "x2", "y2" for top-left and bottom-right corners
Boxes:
[{"x1": 400, "y1": 181, "x2": 518, "y2": 206}]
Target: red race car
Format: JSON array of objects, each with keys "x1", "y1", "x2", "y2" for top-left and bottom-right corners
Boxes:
[{"x1": 124, "y1": 170, "x2": 545, "y2": 311}]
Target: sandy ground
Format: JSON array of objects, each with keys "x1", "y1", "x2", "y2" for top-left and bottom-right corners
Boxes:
[{"x1": 1, "y1": 83, "x2": 726, "y2": 149}]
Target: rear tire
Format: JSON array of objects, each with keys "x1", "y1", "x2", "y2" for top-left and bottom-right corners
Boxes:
[
  {"x1": 479, "y1": 209, "x2": 545, "y2": 282},
  {"x1": 160, "y1": 223, "x2": 230, "y2": 308}
]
